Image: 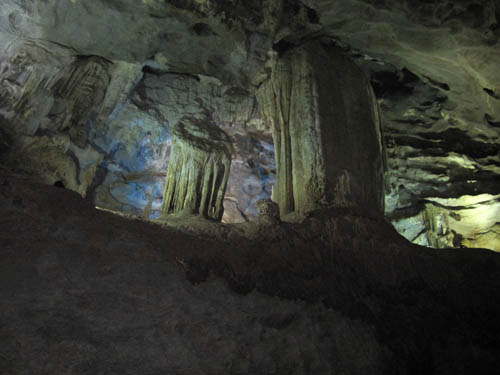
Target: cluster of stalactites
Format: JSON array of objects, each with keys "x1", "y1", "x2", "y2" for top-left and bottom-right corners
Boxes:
[
  {"x1": 161, "y1": 116, "x2": 232, "y2": 221},
  {"x1": 6, "y1": 54, "x2": 110, "y2": 147}
]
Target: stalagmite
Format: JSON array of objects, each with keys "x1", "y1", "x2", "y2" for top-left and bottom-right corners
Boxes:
[
  {"x1": 257, "y1": 39, "x2": 386, "y2": 217},
  {"x1": 161, "y1": 115, "x2": 233, "y2": 221}
]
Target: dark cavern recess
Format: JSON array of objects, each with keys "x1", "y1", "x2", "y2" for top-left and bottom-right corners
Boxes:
[{"x1": 1, "y1": 1, "x2": 500, "y2": 374}]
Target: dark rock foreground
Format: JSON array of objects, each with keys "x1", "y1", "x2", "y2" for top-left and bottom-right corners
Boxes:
[{"x1": 1, "y1": 175, "x2": 499, "y2": 374}]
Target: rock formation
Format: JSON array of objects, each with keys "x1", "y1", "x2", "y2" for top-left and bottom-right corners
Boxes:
[
  {"x1": 304, "y1": 0, "x2": 500, "y2": 250},
  {"x1": 1, "y1": 1, "x2": 498, "y2": 249},
  {"x1": 0, "y1": 45, "x2": 107, "y2": 195},
  {"x1": 255, "y1": 198, "x2": 280, "y2": 225},
  {"x1": 0, "y1": 1, "x2": 500, "y2": 373},
  {"x1": 161, "y1": 116, "x2": 232, "y2": 221},
  {"x1": 258, "y1": 40, "x2": 385, "y2": 217},
  {"x1": 88, "y1": 70, "x2": 272, "y2": 222}
]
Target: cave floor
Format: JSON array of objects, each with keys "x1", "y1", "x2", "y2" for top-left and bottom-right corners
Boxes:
[{"x1": 1, "y1": 173, "x2": 500, "y2": 374}]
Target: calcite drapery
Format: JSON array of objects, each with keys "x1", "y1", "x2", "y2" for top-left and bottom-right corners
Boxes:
[
  {"x1": 50, "y1": 56, "x2": 111, "y2": 148},
  {"x1": 161, "y1": 116, "x2": 233, "y2": 221},
  {"x1": 257, "y1": 40, "x2": 386, "y2": 217},
  {"x1": 3, "y1": 53, "x2": 110, "y2": 147}
]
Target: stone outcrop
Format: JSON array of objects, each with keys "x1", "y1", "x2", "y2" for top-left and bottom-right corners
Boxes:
[
  {"x1": 0, "y1": 48, "x2": 110, "y2": 142},
  {"x1": 258, "y1": 40, "x2": 385, "y2": 217},
  {"x1": 255, "y1": 198, "x2": 280, "y2": 225},
  {"x1": 161, "y1": 116, "x2": 232, "y2": 221}
]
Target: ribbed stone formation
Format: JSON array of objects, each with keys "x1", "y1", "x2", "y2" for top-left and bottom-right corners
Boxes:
[
  {"x1": 0, "y1": 0, "x2": 498, "y2": 247},
  {"x1": 258, "y1": 40, "x2": 386, "y2": 217},
  {"x1": 161, "y1": 116, "x2": 232, "y2": 221}
]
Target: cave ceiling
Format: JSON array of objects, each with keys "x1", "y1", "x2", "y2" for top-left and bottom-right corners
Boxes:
[{"x1": 0, "y1": 0, "x2": 499, "y2": 250}]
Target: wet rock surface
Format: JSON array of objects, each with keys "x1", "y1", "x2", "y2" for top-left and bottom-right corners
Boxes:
[{"x1": 1, "y1": 175, "x2": 500, "y2": 374}]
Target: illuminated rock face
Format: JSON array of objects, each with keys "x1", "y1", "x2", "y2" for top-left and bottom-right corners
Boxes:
[
  {"x1": 338, "y1": 48, "x2": 500, "y2": 250},
  {"x1": 161, "y1": 116, "x2": 232, "y2": 221},
  {"x1": 300, "y1": 0, "x2": 500, "y2": 250},
  {"x1": 258, "y1": 40, "x2": 385, "y2": 217},
  {"x1": 0, "y1": 0, "x2": 499, "y2": 249},
  {"x1": 414, "y1": 194, "x2": 500, "y2": 251}
]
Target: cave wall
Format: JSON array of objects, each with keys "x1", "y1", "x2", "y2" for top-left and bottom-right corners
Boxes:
[
  {"x1": 90, "y1": 69, "x2": 275, "y2": 222},
  {"x1": 306, "y1": 0, "x2": 500, "y2": 250},
  {"x1": 0, "y1": 42, "x2": 105, "y2": 195},
  {"x1": 0, "y1": 42, "x2": 275, "y2": 222},
  {"x1": 1, "y1": 38, "x2": 498, "y2": 249},
  {"x1": 0, "y1": 0, "x2": 499, "y2": 250},
  {"x1": 342, "y1": 44, "x2": 500, "y2": 250}
]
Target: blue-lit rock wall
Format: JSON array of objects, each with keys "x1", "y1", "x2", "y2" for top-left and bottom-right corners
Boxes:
[
  {"x1": 91, "y1": 67, "x2": 275, "y2": 222},
  {"x1": 0, "y1": 42, "x2": 275, "y2": 222}
]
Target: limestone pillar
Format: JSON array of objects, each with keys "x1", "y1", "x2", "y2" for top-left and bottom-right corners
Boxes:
[
  {"x1": 161, "y1": 116, "x2": 232, "y2": 221},
  {"x1": 257, "y1": 40, "x2": 385, "y2": 217}
]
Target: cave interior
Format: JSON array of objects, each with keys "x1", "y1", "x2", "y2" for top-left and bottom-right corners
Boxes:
[{"x1": 1, "y1": 1, "x2": 500, "y2": 374}]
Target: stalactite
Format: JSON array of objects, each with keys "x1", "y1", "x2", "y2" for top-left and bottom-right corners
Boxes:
[
  {"x1": 161, "y1": 115, "x2": 232, "y2": 221},
  {"x1": 49, "y1": 56, "x2": 111, "y2": 147},
  {"x1": 257, "y1": 40, "x2": 385, "y2": 217},
  {"x1": 3, "y1": 54, "x2": 111, "y2": 146}
]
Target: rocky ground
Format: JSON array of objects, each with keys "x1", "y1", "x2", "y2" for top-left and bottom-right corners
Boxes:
[{"x1": 1, "y1": 172, "x2": 500, "y2": 374}]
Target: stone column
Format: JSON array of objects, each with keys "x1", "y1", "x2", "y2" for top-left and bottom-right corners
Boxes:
[
  {"x1": 257, "y1": 40, "x2": 385, "y2": 217},
  {"x1": 161, "y1": 115, "x2": 232, "y2": 221}
]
